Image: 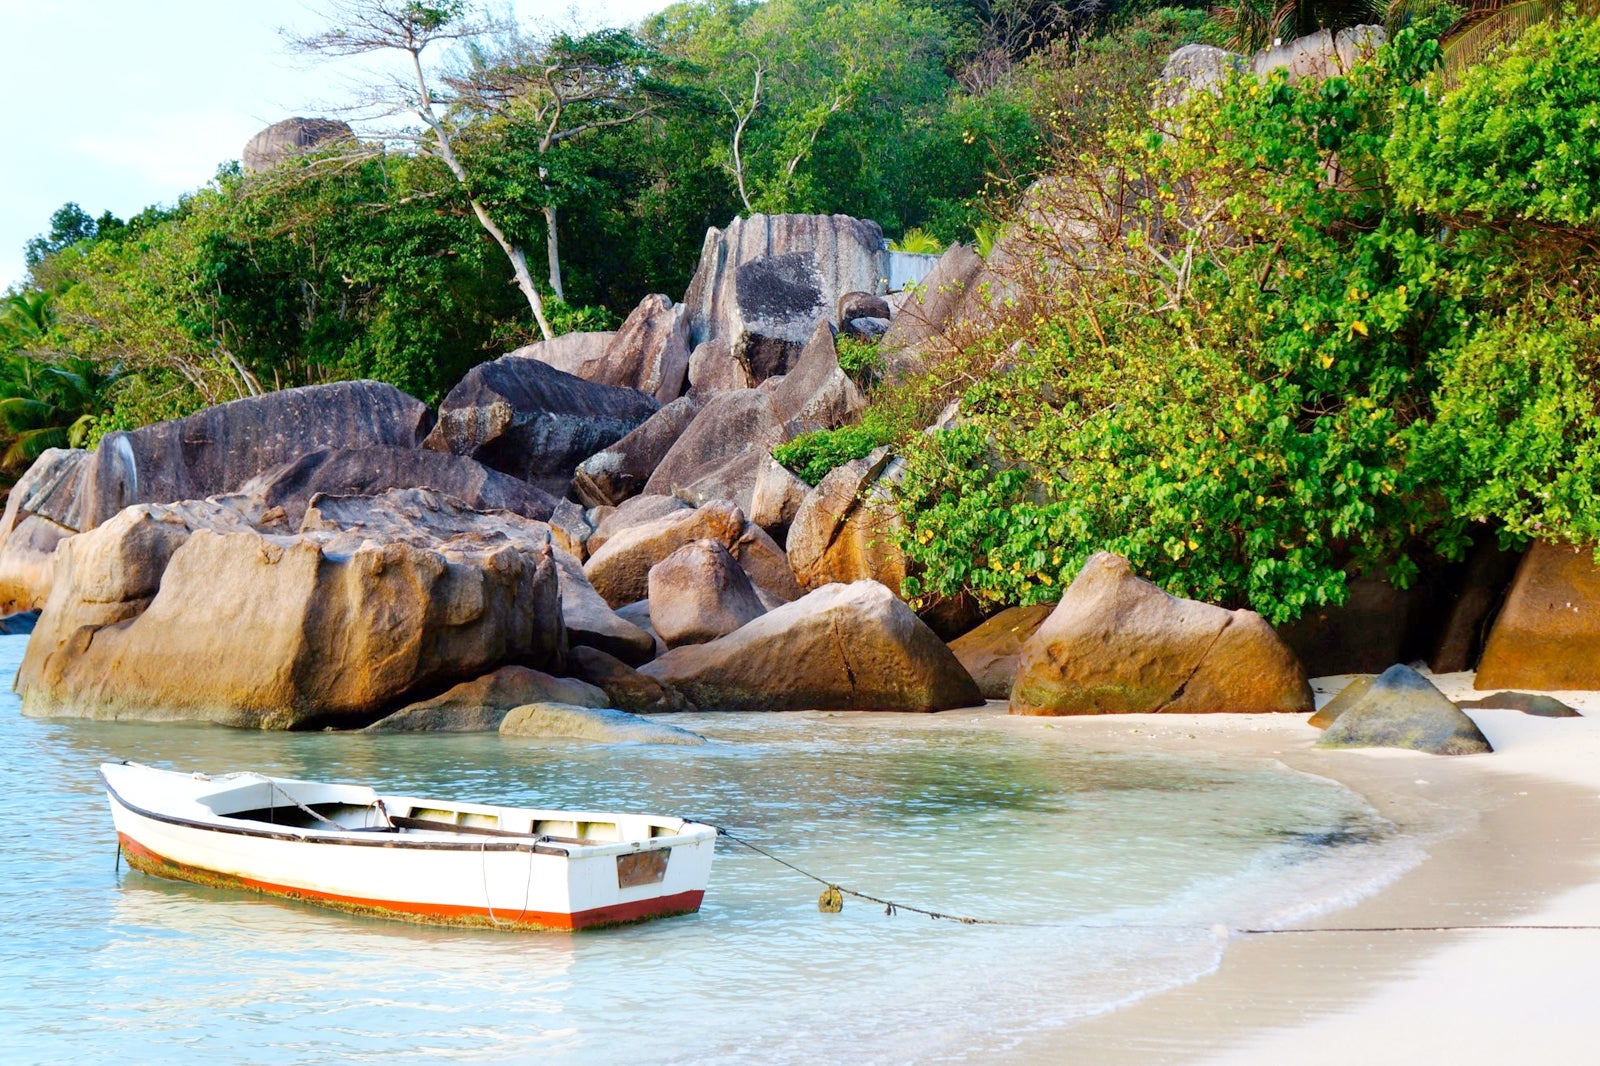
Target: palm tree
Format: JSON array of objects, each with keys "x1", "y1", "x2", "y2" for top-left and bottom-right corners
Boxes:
[{"x1": 0, "y1": 359, "x2": 127, "y2": 471}]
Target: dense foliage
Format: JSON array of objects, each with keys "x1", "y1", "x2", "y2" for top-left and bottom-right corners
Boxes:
[{"x1": 881, "y1": 17, "x2": 1600, "y2": 624}]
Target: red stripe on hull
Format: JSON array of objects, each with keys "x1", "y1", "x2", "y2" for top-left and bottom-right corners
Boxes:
[{"x1": 118, "y1": 833, "x2": 704, "y2": 931}]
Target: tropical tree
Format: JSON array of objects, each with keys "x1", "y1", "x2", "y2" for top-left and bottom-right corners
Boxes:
[{"x1": 289, "y1": 0, "x2": 562, "y2": 339}]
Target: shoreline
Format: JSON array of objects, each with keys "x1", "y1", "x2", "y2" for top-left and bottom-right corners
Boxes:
[{"x1": 876, "y1": 677, "x2": 1600, "y2": 1063}]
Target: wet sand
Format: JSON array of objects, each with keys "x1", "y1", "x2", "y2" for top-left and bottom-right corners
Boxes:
[{"x1": 830, "y1": 674, "x2": 1600, "y2": 1064}]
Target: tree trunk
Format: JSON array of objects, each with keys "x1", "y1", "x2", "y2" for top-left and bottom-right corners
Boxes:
[{"x1": 544, "y1": 203, "x2": 565, "y2": 304}]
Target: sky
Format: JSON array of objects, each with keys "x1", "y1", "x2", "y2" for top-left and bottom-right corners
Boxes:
[{"x1": 0, "y1": 0, "x2": 669, "y2": 293}]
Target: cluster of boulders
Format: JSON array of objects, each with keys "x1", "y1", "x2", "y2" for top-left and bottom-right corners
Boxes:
[
  {"x1": 0, "y1": 213, "x2": 981, "y2": 735},
  {"x1": 2, "y1": 204, "x2": 1597, "y2": 747}
]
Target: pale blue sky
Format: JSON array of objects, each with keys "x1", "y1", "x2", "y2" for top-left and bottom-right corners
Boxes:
[{"x1": 0, "y1": 0, "x2": 668, "y2": 292}]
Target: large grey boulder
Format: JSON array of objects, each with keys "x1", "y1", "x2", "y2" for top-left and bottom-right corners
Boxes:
[
  {"x1": 76, "y1": 381, "x2": 431, "y2": 535},
  {"x1": 682, "y1": 213, "x2": 887, "y2": 381},
  {"x1": 747, "y1": 455, "x2": 810, "y2": 537},
  {"x1": 566, "y1": 645, "x2": 693, "y2": 714},
  {"x1": 423, "y1": 354, "x2": 658, "y2": 496},
  {"x1": 521, "y1": 297, "x2": 691, "y2": 404},
  {"x1": 500, "y1": 702, "x2": 706, "y2": 745},
  {"x1": 583, "y1": 500, "x2": 799, "y2": 609},
  {"x1": 364, "y1": 666, "x2": 607, "y2": 732},
  {"x1": 242, "y1": 117, "x2": 354, "y2": 174},
  {"x1": 648, "y1": 539, "x2": 768, "y2": 647},
  {"x1": 641, "y1": 389, "x2": 788, "y2": 512},
  {"x1": 640, "y1": 580, "x2": 981, "y2": 712},
  {"x1": 1160, "y1": 44, "x2": 1246, "y2": 99},
  {"x1": 571, "y1": 395, "x2": 704, "y2": 508},
  {"x1": 882, "y1": 244, "x2": 987, "y2": 354},
  {"x1": 769, "y1": 319, "x2": 866, "y2": 436},
  {"x1": 642, "y1": 322, "x2": 863, "y2": 515},
  {"x1": 1318, "y1": 664, "x2": 1492, "y2": 755},
  {"x1": 237, "y1": 446, "x2": 560, "y2": 528},
  {"x1": 515, "y1": 331, "x2": 617, "y2": 378},
  {"x1": 687, "y1": 338, "x2": 753, "y2": 395},
  {"x1": 1252, "y1": 25, "x2": 1386, "y2": 83},
  {"x1": 18, "y1": 490, "x2": 565, "y2": 729},
  {"x1": 605, "y1": 294, "x2": 692, "y2": 403},
  {"x1": 1011, "y1": 553, "x2": 1312, "y2": 715}
]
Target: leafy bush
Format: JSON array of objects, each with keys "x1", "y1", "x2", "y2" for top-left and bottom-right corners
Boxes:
[
  {"x1": 836, "y1": 335, "x2": 886, "y2": 389},
  {"x1": 1388, "y1": 15, "x2": 1600, "y2": 228},
  {"x1": 773, "y1": 423, "x2": 892, "y2": 485},
  {"x1": 893, "y1": 31, "x2": 1462, "y2": 623}
]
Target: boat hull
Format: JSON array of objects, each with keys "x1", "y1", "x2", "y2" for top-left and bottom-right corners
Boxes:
[{"x1": 104, "y1": 765, "x2": 716, "y2": 931}]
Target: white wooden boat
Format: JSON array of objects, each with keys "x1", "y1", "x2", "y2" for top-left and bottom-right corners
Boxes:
[{"x1": 100, "y1": 761, "x2": 717, "y2": 930}]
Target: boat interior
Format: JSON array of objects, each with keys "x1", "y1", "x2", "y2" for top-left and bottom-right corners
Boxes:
[{"x1": 196, "y1": 776, "x2": 686, "y2": 844}]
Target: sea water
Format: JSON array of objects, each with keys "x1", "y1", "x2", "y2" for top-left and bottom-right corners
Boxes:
[{"x1": 0, "y1": 634, "x2": 1418, "y2": 1064}]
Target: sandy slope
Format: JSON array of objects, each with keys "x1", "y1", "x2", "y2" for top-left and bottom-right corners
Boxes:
[{"x1": 996, "y1": 672, "x2": 1600, "y2": 1064}]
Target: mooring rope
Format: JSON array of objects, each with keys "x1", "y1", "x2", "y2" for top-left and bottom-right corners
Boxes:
[
  {"x1": 706, "y1": 825, "x2": 1600, "y2": 935},
  {"x1": 480, "y1": 839, "x2": 536, "y2": 928},
  {"x1": 710, "y1": 825, "x2": 1016, "y2": 925}
]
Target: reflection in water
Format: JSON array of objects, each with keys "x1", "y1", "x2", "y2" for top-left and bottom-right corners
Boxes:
[{"x1": 0, "y1": 635, "x2": 1414, "y2": 1065}]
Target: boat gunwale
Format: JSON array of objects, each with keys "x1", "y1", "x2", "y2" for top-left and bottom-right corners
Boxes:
[{"x1": 99, "y1": 766, "x2": 717, "y2": 858}]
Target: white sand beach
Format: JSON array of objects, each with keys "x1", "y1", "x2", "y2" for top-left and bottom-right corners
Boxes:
[{"x1": 975, "y1": 672, "x2": 1600, "y2": 1064}]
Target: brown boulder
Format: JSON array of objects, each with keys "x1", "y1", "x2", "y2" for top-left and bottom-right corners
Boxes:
[
  {"x1": 587, "y1": 494, "x2": 691, "y2": 556},
  {"x1": 0, "y1": 513, "x2": 74, "y2": 615},
  {"x1": 1010, "y1": 553, "x2": 1312, "y2": 715},
  {"x1": 566, "y1": 645, "x2": 693, "y2": 714},
  {"x1": 1308, "y1": 674, "x2": 1375, "y2": 729},
  {"x1": 640, "y1": 580, "x2": 981, "y2": 712},
  {"x1": 364, "y1": 666, "x2": 607, "y2": 732},
  {"x1": 838, "y1": 291, "x2": 891, "y2": 323},
  {"x1": 948, "y1": 604, "x2": 1055, "y2": 700},
  {"x1": 785, "y1": 447, "x2": 905, "y2": 594},
  {"x1": 1476, "y1": 541, "x2": 1600, "y2": 691},
  {"x1": 582, "y1": 500, "x2": 799, "y2": 608},
  {"x1": 648, "y1": 540, "x2": 768, "y2": 646},
  {"x1": 18, "y1": 492, "x2": 565, "y2": 728}
]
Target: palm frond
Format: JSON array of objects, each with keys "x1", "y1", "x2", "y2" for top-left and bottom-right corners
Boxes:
[{"x1": 1440, "y1": 0, "x2": 1600, "y2": 85}]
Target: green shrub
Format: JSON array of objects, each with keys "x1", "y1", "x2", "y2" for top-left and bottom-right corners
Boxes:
[
  {"x1": 1388, "y1": 15, "x2": 1600, "y2": 228},
  {"x1": 836, "y1": 335, "x2": 886, "y2": 389},
  {"x1": 773, "y1": 423, "x2": 892, "y2": 486}
]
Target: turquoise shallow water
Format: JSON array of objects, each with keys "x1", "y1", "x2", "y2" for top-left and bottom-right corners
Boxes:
[{"x1": 0, "y1": 634, "x2": 1414, "y2": 1064}]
